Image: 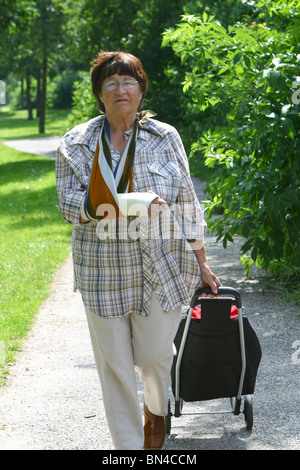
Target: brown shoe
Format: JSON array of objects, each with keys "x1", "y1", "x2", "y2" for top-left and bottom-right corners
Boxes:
[{"x1": 143, "y1": 403, "x2": 166, "y2": 450}]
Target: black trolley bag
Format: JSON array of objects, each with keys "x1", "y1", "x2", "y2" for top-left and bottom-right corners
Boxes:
[{"x1": 170, "y1": 287, "x2": 262, "y2": 431}]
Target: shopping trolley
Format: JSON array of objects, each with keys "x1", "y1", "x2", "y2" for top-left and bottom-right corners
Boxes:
[{"x1": 168, "y1": 286, "x2": 262, "y2": 433}]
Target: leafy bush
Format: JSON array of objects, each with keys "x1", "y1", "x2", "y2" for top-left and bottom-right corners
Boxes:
[
  {"x1": 67, "y1": 71, "x2": 98, "y2": 128},
  {"x1": 163, "y1": 1, "x2": 300, "y2": 283},
  {"x1": 47, "y1": 70, "x2": 79, "y2": 110}
]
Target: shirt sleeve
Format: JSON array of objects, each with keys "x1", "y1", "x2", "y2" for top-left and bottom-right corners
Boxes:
[
  {"x1": 55, "y1": 139, "x2": 88, "y2": 225},
  {"x1": 168, "y1": 127, "x2": 206, "y2": 248}
]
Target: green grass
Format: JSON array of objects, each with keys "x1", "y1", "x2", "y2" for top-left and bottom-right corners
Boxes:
[
  {"x1": 0, "y1": 108, "x2": 72, "y2": 384},
  {"x1": 0, "y1": 107, "x2": 70, "y2": 139}
]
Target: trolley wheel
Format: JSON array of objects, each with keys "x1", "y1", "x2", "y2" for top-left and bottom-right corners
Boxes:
[
  {"x1": 174, "y1": 398, "x2": 184, "y2": 417},
  {"x1": 243, "y1": 395, "x2": 253, "y2": 431},
  {"x1": 165, "y1": 399, "x2": 172, "y2": 435}
]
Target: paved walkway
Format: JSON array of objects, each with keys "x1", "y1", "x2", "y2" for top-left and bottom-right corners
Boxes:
[
  {"x1": 3, "y1": 136, "x2": 61, "y2": 159},
  {"x1": 0, "y1": 139, "x2": 299, "y2": 450}
]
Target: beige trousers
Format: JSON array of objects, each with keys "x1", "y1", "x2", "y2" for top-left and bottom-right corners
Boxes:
[{"x1": 84, "y1": 292, "x2": 182, "y2": 450}]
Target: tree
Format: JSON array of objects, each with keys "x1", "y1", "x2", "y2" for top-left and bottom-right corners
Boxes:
[
  {"x1": 0, "y1": 0, "x2": 67, "y2": 132},
  {"x1": 65, "y1": 0, "x2": 140, "y2": 70},
  {"x1": 122, "y1": 0, "x2": 187, "y2": 126},
  {"x1": 163, "y1": 0, "x2": 300, "y2": 282},
  {"x1": 33, "y1": 0, "x2": 66, "y2": 133},
  {"x1": 67, "y1": 0, "x2": 187, "y2": 128},
  {"x1": 0, "y1": 0, "x2": 37, "y2": 117}
]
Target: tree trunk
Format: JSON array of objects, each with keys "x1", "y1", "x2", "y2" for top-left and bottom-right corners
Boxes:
[
  {"x1": 39, "y1": 56, "x2": 47, "y2": 134},
  {"x1": 20, "y1": 78, "x2": 25, "y2": 109},
  {"x1": 36, "y1": 68, "x2": 41, "y2": 118},
  {"x1": 26, "y1": 68, "x2": 33, "y2": 120}
]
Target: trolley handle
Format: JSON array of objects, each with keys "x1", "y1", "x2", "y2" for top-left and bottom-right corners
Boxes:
[{"x1": 191, "y1": 286, "x2": 242, "y2": 308}]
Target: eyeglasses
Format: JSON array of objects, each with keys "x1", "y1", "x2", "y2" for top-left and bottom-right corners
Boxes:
[{"x1": 103, "y1": 79, "x2": 139, "y2": 91}]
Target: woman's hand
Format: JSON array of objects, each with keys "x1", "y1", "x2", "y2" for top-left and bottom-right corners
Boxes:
[
  {"x1": 199, "y1": 262, "x2": 222, "y2": 296},
  {"x1": 148, "y1": 196, "x2": 167, "y2": 218},
  {"x1": 189, "y1": 243, "x2": 222, "y2": 296},
  {"x1": 79, "y1": 215, "x2": 90, "y2": 224}
]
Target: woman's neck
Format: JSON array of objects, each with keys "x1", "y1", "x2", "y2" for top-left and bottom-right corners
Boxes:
[
  {"x1": 105, "y1": 112, "x2": 137, "y2": 153},
  {"x1": 105, "y1": 112, "x2": 136, "y2": 134}
]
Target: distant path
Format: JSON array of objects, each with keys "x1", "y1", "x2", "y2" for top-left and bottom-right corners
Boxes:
[
  {"x1": 3, "y1": 136, "x2": 61, "y2": 159},
  {"x1": 0, "y1": 138, "x2": 299, "y2": 450}
]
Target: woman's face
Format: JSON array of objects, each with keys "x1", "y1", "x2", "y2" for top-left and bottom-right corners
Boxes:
[{"x1": 100, "y1": 74, "x2": 142, "y2": 118}]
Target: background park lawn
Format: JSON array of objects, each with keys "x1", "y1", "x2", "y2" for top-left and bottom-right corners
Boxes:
[{"x1": 0, "y1": 109, "x2": 72, "y2": 384}]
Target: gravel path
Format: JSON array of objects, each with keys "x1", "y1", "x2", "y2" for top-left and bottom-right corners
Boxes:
[{"x1": 0, "y1": 138, "x2": 299, "y2": 450}]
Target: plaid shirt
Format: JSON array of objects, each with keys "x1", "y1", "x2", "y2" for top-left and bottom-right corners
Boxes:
[{"x1": 56, "y1": 115, "x2": 206, "y2": 317}]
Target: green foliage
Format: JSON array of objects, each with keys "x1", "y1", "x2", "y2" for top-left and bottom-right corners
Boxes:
[
  {"x1": 120, "y1": 0, "x2": 186, "y2": 126},
  {"x1": 47, "y1": 70, "x2": 78, "y2": 110},
  {"x1": 67, "y1": 71, "x2": 99, "y2": 128},
  {"x1": 65, "y1": 0, "x2": 141, "y2": 69},
  {"x1": 65, "y1": 0, "x2": 187, "y2": 128},
  {"x1": 163, "y1": 1, "x2": 300, "y2": 281}
]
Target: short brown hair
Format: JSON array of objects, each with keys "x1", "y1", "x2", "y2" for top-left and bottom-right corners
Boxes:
[{"x1": 91, "y1": 51, "x2": 148, "y2": 113}]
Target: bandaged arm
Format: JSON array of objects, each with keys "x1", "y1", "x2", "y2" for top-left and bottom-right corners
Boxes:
[{"x1": 80, "y1": 191, "x2": 159, "y2": 222}]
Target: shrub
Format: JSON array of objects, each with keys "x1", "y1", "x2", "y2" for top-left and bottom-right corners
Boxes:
[
  {"x1": 67, "y1": 71, "x2": 98, "y2": 128},
  {"x1": 163, "y1": 2, "x2": 300, "y2": 282}
]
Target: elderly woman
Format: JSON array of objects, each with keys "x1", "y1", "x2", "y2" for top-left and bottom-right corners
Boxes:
[{"x1": 56, "y1": 51, "x2": 221, "y2": 450}]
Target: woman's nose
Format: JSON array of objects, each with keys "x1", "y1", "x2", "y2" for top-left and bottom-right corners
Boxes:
[{"x1": 116, "y1": 83, "x2": 127, "y2": 92}]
